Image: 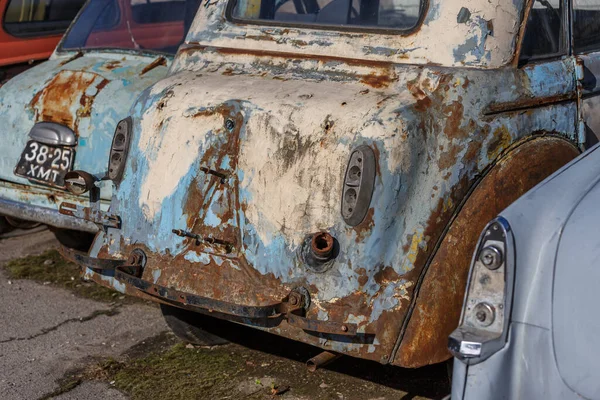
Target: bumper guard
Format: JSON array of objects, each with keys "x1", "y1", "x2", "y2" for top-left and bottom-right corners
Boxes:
[{"x1": 60, "y1": 246, "x2": 363, "y2": 337}]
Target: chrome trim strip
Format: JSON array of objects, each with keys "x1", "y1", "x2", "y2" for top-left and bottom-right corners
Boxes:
[{"x1": 0, "y1": 198, "x2": 98, "y2": 232}]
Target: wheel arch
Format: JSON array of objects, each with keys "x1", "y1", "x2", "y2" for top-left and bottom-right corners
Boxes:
[{"x1": 391, "y1": 134, "x2": 580, "y2": 368}]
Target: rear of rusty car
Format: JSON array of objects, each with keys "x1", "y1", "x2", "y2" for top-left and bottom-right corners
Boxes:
[
  {"x1": 0, "y1": 0, "x2": 200, "y2": 239},
  {"x1": 63, "y1": 0, "x2": 585, "y2": 367}
]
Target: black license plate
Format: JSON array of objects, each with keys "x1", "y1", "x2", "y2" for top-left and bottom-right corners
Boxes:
[{"x1": 14, "y1": 141, "x2": 75, "y2": 189}]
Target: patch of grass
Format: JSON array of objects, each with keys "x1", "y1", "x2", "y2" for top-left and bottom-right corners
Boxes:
[
  {"x1": 3, "y1": 249, "x2": 131, "y2": 303},
  {"x1": 96, "y1": 343, "x2": 247, "y2": 400},
  {"x1": 62, "y1": 328, "x2": 449, "y2": 400},
  {"x1": 38, "y1": 377, "x2": 82, "y2": 400}
]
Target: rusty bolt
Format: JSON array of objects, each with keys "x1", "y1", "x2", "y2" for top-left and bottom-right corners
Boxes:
[
  {"x1": 289, "y1": 296, "x2": 299, "y2": 306},
  {"x1": 225, "y1": 118, "x2": 235, "y2": 131},
  {"x1": 341, "y1": 325, "x2": 348, "y2": 332}
]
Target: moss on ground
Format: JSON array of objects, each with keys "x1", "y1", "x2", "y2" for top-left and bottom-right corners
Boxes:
[
  {"x1": 53, "y1": 328, "x2": 449, "y2": 400},
  {"x1": 92, "y1": 343, "x2": 250, "y2": 399},
  {"x1": 3, "y1": 249, "x2": 134, "y2": 303},
  {"x1": 83, "y1": 333, "x2": 448, "y2": 400}
]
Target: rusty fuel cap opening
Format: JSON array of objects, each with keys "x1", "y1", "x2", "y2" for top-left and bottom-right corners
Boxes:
[
  {"x1": 311, "y1": 232, "x2": 334, "y2": 260},
  {"x1": 300, "y1": 231, "x2": 338, "y2": 273}
]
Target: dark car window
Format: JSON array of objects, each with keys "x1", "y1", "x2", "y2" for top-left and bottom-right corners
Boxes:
[
  {"x1": 61, "y1": 0, "x2": 201, "y2": 55},
  {"x1": 230, "y1": 0, "x2": 422, "y2": 31},
  {"x1": 3, "y1": 0, "x2": 86, "y2": 38},
  {"x1": 131, "y1": 0, "x2": 186, "y2": 24},
  {"x1": 573, "y1": 0, "x2": 600, "y2": 54},
  {"x1": 520, "y1": 0, "x2": 565, "y2": 61}
]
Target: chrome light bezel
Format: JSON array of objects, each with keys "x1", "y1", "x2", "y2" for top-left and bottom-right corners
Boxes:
[{"x1": 448, "y1": 216, "x2": 515, "y2": 365}]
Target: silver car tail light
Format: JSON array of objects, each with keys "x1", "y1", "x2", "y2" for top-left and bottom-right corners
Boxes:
[
  {"x1": 448, "y1": 217, "x2": 514, "y2": 364},
  {"x1": 107, "y1": 117, "x2": 133, "y2": 183}
]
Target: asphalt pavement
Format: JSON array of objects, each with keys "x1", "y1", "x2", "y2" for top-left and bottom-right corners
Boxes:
[{"x1": 0, "y1": 229, "x2": 167, "y2": 400}]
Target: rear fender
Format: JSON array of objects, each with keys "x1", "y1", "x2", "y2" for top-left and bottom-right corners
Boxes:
[{"x1": 392, "y1": 135, "x2": 580, "y2": 367}]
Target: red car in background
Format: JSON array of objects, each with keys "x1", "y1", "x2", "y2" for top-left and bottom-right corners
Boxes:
[{"x1": 1, "y1": 0, "x2": 85, "y2": 76}]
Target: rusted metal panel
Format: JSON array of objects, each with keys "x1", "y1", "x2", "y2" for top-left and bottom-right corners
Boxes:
[
  {"x1": 392, "y1": 136, "x2": 580, "y2": 368},
  {"x1": 0, "y1": 179, "x2": 101, "y2": 231},
  {"x1": 59, "y1": 202, "x2": 121, "y2": 228},
  {"x1": 0, "y1": 51, "x2": 171, "y2": 227},
  {"x1": 0, "y1": 53, "x2": 170, "y2": 191},
  {"x1": 86, "y1": 63, "x2": 579, "y2": 365},
  {"x1": 67, "y1": 0, "x2": 584, "y2": 367}
]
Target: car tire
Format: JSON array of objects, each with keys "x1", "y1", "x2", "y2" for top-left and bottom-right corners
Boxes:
[
  {"x1": 0, "y1": 216, "x2": 13, "y2": 235},
  {"x1": 5, "y1": 216, "x2": 41, "y2": 230},
  {"x1": 160, "y1": 303, "x2": 229, "y2": 346},
  {"x1": 52, "y1": 229, "x2": 95, "y2": 252}
]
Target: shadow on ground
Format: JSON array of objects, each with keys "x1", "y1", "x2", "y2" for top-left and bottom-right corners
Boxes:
[{"x1": 196, "y1": 314, "x2": 450, "y2": 399}]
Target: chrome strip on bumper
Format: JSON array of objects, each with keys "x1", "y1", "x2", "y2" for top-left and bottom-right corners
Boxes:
[{"x1": 0, "y1": 198, "x2": 98, "y2": 232}]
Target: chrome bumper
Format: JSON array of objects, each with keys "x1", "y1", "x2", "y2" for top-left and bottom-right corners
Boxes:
[{"x1": 0, "y1": 197, "x2": 98, "y2": 232}]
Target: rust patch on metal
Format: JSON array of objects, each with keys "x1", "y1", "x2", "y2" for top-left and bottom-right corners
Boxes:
[
  {"x1": 393, "y1": 136, "x2": 579, "y2": 367},
  {"x1": 374, "y1": 266, "x2": 400, "y2": 285},
  {"x1": 357, "y1": 268, "x2": 368, "y2": 287},
  {"x1": 443, "y1": 99, "x2": 466, "y2": 139},
  {"x1": 406, "y1": 79, "x2": 432, "y2": 113},
  {"x1": 59, "y1": 51, "x2": 84, "y2": 66},
  {"x1": 438, "y1": 143, "x2": 461, "y2": 171},
  {"x1": 29, "y1": 70, "x2": 109, "y2": 132},
  {"x1": 464, "y1": 137, "x2": 483, "y2": 163},
  {"x1": 102, "y1": 60, "x2": 122, "y2": 70},
  {"x1": 140, "y1": 56, "x2": 167, "y2": 76},
  {"x1": 352, "y1": 207, "x2": 374, "y2": 243},
  {"x1": 181, "y1": 104, "x2": 243, "y2": 253},
  {"x1": 360, "y1": 72, "x2": 395, "y2": 89},
  {"x1": 487, "y1": 126, "x2": 512, "y2": 160}
]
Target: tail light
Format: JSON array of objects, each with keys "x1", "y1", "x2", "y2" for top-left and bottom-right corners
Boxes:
[
  {"x1": 107, "y1": 117, "x2": 133, "y2": 183},
  {"x1": 448, "y1": 217, "x2": 514, "y2": 364},
  {"x1": 341, "y1": 145, "x2": 376, "y2": 226}
]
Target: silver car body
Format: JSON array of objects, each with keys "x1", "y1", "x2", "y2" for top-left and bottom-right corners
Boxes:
[{"x1": 450, "y1": 143, "x2": 600, "y2": 399}]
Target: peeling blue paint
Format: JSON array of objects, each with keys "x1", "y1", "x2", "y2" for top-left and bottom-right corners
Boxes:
[
  {"x1": 72, "y1": 0, "x2": 584, "y2": 366},
  {"x1": 0, "y1": 50, "x2": 172, "y2": 229}
]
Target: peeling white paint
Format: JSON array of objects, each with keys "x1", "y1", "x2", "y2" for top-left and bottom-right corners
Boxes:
[
  {"x1": 138, "y1": 111, "x2": 223, "y2": 220},
  {"x1": 187, "y1": 0, "x2": 523, "y2": 68}
]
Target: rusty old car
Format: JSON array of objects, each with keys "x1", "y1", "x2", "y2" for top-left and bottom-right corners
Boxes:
[
  {"x1": 0, "y1": 0, "x2": 201, "y2": 243},
  {"x1": 58, "y1": 0, "x2": 599, "y2": 367},
  {"x1": 0, "y1": 0, "x2": 86, "y2": 234}
]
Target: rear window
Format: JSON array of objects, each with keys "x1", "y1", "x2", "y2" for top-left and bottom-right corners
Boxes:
[
  {"x1": 131, "y1": 0, "x2": 187, "y2": 24},
  {"x1": 60, "y1": 0, "x2": 201, "y2": 55},
  {"x1": 3, "y1": 0, "x2": 86, "y2": 37},
  {"x1": 229, "y1": 0, "x2": 423, "y2": 31}
]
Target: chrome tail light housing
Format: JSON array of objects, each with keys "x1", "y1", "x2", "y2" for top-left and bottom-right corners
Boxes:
[{"x1": 448, "y1": 217, "x2": 514, "y2": 364}]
